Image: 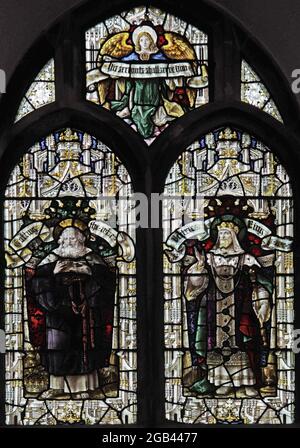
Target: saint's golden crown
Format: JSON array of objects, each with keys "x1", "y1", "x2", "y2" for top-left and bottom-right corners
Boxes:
[{"x1": 217, "y1": 221, "x2": 239, "y2": 234}]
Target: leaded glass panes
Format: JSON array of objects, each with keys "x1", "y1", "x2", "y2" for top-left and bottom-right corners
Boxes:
[
  {"x1": 2, "y1": 1, "x2": 298, "y2": 428},
  {"x1": 4, "y1": 128, "x2": 137, "y2": 425},
  {"x1": 86, "y1": 6, "x2": 209, "y2": 144},
  {"x1": 163, "y1": 127, "x2": 294, "y2": 424},
  {"x1": 15, "y1": 59, "x2": 55, "y2": 122},
  {"x1": 241, "y1": 60, "x2": 283, "y2": 122}
]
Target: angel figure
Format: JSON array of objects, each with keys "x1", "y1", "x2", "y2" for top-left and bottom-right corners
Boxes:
[{"x1": 87, "y1": 24, "x2": 208, "y2": 140}]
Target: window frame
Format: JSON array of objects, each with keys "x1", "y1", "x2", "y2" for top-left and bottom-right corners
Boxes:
[{"x1": 0, "y1": 0, "x2": 300, "y2": 427}]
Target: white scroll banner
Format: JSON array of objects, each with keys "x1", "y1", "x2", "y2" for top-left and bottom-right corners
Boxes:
[
  {"x1": 165, "y1": 220, "x2": 212, "y2": 262},
  {"x1": 7, "y1": 223, "x2": 52, "y2": 268},
  {"x1": 245, "y1": 219, "x2": 292, "y2": 252},
  {"x1": 261, "y1": 235, "x2": 292, "y2": 252},
  {"x1": 244, "y1": 219, "x2": 272, "y2": 238},
  {"x1": 101, "y1": 61, "x2": 194, "y2": 79},
  {"x1": 165, "y1": 217, "x2": 293, "y2": 261},
  {"x1": 89, "y1": 220, "x2": 118, "y2": 247},
  {"x1": 7, "y1": 220, "x2": 135, "y2": 268},
  {"x1": 166, "y1": 220, "x2": 211, "y2": 251},
  {"x1": 9, "y1": 222, "x2": 51, "y2": 252},
  {"x1": 117, "y1": 232, "x2": 135, "y2": 262},
  {"x1": 89, "y1": 220, "x2": 135, "y2": 262}
]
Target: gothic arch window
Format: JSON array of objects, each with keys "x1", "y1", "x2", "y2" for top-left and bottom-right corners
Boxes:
[
  {"x1": 4, "y1": 128, "x2": 137, "y2": 424},
  {"x1": 163, "y1": 126, "x2": 294, "y2": 424},
  {"x1": 0, "y1": 0, "x2": 299, "y2": 428}
]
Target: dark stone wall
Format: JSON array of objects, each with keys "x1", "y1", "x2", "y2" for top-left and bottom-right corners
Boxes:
[{"x1": 0, "y1": 0, "x2": 299, "y2": 97}]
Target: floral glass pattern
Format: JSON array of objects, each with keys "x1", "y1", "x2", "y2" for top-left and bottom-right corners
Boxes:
[
  {"x1": 241, "y1": 60, "x2": 283, "y2": 123},
  {"x1": 15, "y1": 59, "x2": 55, "y2": 122}
]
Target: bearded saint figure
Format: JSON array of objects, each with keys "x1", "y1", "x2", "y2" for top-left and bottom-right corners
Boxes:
[
  {"x1": 184, "y1": 219, "x2": 273, "y2": 397},
  {"x1": 28, "y1": 225, "x2": 116, "y2": 399}
]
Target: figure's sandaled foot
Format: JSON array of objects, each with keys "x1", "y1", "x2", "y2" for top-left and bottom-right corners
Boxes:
[
  {"x1": 89, "y1": 388, "x2": 105, "y2": 400},
  {"x1": 215, "y1": 385, "x2": 234, "y2": 396},
  {"x1": 73, "y1": 391, "x2": 90, "y2": 399},
  {"x1": 244, "y1": 386, "x2": 258, "y2": 397},
  {"x1": 40, "y1": 389, "x2": 69, "y2": 399},
  {"x1": 183, "y1": 367, "x2": 203, "y2": 387},
  {"x1": 190, "y1": 378, "x2": 215, "y2": 395}
]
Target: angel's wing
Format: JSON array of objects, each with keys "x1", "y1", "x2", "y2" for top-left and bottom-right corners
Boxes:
[
  {"x1": 99, "y1": 32, "x2": 133, "y2": 60},
  {"x1": 161, "y1": 32, "x2": 196, "y2": 60}
]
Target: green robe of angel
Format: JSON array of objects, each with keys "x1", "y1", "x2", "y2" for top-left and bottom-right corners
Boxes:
[{"x1": 111, "y1": 78, "x2": 162, "y2": 139}]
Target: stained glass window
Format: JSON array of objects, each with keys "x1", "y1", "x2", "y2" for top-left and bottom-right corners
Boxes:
[
  {"x1": 86, "y1": 6, "x2": 209, "y2": 144},
  {"x1": 2, "y1": 0, "x2": 299, "y2": 429},
  {"x1": 241, "y1": 60, "x2": 283, "y2": 122},
  {"x1": 15, "y1": 59, "x2": 55, "y2": 122},
  {"x1": 163, "y1": 127, "x2": 294, "y2": 424},
  {"x1": 4, "y1": 128, "x2": 137, "y2": 425}
]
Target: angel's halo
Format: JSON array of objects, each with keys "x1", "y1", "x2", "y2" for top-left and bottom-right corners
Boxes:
[{"x1": 132, "y1": 25, "x2": 158, "y2": 47}]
